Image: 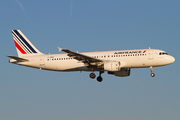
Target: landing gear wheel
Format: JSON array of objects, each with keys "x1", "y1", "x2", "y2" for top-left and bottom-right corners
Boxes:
[
  {"x1": 97, "y1": 76, "x2": 103, "y2": 82},
  {"x1": 150, "y1": 66, "x2": 155, "y2": 77},
  {"x1": 151, "y1": 73, "x2": 155, "y2": 77},
  {"x1": 90, "y1": 73, "x2": 96, "y2": 79}
]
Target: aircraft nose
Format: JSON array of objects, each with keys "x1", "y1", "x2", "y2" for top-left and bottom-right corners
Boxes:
[{"x1": 169, "y1": 56, "x2": 175, "y2": 63}]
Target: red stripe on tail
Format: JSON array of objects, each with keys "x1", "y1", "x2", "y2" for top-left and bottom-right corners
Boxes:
[{"x1": 14, "y1": 40, "x2": 27, "y2": 54}]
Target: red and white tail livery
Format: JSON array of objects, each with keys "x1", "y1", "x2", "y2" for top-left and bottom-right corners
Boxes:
[{"x1": 8, "y1": 30, "x2": 175, "y2": 82}]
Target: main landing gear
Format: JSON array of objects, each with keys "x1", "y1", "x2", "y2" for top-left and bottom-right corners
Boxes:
[
  {"x1": 89, "y1": 71, "x2": 104, "y2": 82},
  {"x1": 89, "y1": 72, "x2": 96, "y2": 79},
  {"x1": 150, "y1": 66, "x2": 155, "y2": 77}
]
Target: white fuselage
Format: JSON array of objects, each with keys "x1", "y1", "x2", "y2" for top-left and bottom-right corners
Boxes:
[{"x1": 10, "y1": 49, "x2": 175, "y2": 72}]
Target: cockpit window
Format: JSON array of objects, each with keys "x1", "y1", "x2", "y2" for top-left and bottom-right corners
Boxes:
[{"x1": 159, "y1": 52, "x2": 168, "y2": 55}]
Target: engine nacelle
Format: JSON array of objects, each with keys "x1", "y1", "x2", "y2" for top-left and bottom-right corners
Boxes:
[
  {"x1": 104, "y1": 62, "x2": 120, "y2": 71},
  {"x1": 108, "y1": 68, "x2": 130, "y2": 77}
]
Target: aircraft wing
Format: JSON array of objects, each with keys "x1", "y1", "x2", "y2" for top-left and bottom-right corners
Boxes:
[{"x1": 60, "y1": 48, "x2": 103, "y2": 65}]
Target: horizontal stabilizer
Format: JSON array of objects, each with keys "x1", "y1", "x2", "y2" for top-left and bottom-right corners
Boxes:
[{"x1": 7, "y1": 55, "x2": 29, "y2": 62}]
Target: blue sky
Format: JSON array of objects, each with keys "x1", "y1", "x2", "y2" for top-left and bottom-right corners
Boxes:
[{"x1": 0, "y1": 0, "x2": 180, "y2": 120}]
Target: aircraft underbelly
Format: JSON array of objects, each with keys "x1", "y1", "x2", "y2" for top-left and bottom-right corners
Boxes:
[{"x1": 45, "y1": 61, "x2": 84, "y2": 71}]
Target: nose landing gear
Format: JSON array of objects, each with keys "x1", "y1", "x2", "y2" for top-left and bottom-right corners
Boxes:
[{"x1": 150, "y1": 66, "x2": 155, "y2": 77}]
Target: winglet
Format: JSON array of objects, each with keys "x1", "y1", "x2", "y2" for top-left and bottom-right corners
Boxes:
[{"x1": 58, "y1": 47, "x2": 62, "y2": 52}]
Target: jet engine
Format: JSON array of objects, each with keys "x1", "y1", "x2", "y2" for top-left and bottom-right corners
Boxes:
[
  {"x1": 108, "y1": 68, "x2": 130, "y2": 77},
  {"x1": 104, "y1": 62, "x2": 120, "y2": 71}
]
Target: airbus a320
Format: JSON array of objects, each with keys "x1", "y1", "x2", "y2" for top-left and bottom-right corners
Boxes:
[{"x1": 8, "y1": 30, "x2": 175, "y2": 82}]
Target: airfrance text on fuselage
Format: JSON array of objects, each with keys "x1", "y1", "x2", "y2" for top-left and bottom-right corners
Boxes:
[{"x1": 114, "y1": 51, "x2": 144, "y2": 54}]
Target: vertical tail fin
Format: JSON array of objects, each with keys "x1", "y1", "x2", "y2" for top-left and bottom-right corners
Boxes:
[{"x1": 12, "y1": 30, "x2": 43, "y2": 57}]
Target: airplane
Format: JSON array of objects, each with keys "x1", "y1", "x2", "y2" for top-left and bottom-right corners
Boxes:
[{"x1": 7, "y1": 30, "x2": 175, "y2": 82}]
